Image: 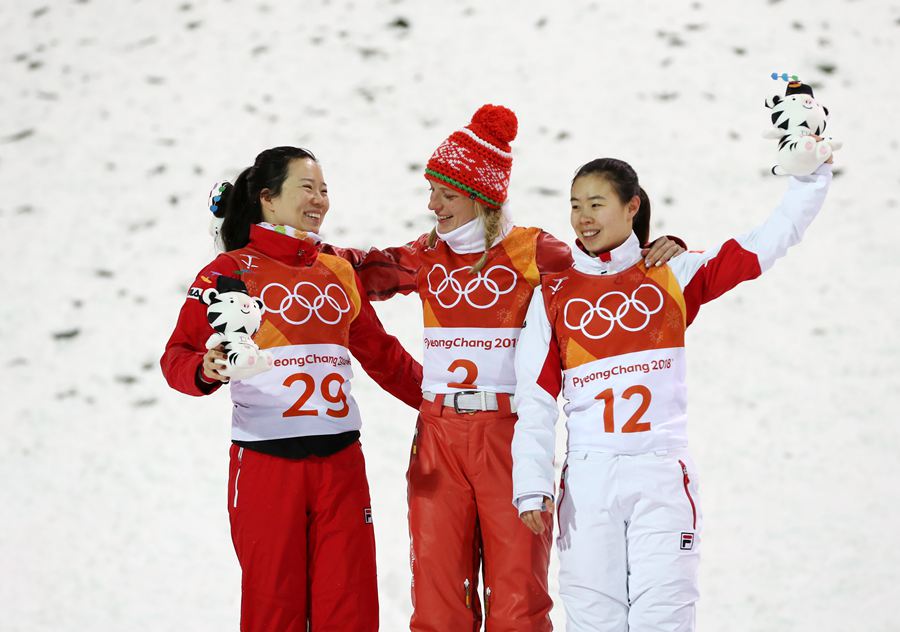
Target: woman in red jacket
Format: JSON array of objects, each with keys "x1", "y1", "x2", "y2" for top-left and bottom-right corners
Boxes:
[{"x1": 161, "y1": 145, "x2": 422, "y2": 632}]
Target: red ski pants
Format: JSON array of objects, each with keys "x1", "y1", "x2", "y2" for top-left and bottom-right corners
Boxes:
[
  {"x1": 407, "y1": 396, "x2": 553, "y2": 632},
  {"x1": 227, "y1": 441, "x2": 378, "y2": 631}
]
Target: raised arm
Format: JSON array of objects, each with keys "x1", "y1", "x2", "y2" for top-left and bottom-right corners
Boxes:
[
  {"x1": 670, "y1": 163, "x2": 832, "y2": 326},
  {"x1": 511, "y1": 287, "x2": 562, "y2": 513},
  {"x1": 323, "y1": 234, "x2": 428, "y2": 301},
  {"x1": 348, "y1": 275, "x2": 424, "y2": 410}
]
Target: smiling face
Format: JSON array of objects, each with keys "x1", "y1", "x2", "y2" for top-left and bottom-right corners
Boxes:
[
  {"x1": 260, "y1": 157, "x2": 329, "y2": 233},
  {"x1": 427, "y1": 180, "x2": 478, "y2": 233},
  {"x1": 570, "y1": 174, "x2": 639, "y2": 255}
]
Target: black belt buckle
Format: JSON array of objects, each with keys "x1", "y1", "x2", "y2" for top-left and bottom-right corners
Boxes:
[{"x1": 452, "y1": 390, "x2": 482, "y2": 414}]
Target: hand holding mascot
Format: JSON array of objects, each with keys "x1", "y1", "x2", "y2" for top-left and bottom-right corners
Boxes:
[{"x1": 764, "y1": 75, "x2": 841, "y2": 175}]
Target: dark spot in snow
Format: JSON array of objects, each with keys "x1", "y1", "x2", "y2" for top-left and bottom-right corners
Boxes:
[
  {"x1": 133, "y1": 398, "x2": 158, "y2": 408},
  {"x1": 32, "y1": 7, "x2": 49, "y2": 18},
  {"x1": 53, "y1": 329, "x2": 81, "y2": 340},
  {"x1": 733, "y1": 47, "x2": 746, "y2": 55},
  {"x1": 655, "y1": 92, "x2": 679, "y2": 101},
  {"x1": 358, "y1": 47, "x2": 384, "y2": 59},
  {"x1": 389, "y1": 17, "x2": 410, "y2": 29},
  {"x1": 94, "y1": 269, "x2": 114, "y2": 278},
  {"x1": 556, "y1": 131, "x2": 570, "y2": 141},
  {"x1": 408, "y1": 163, "x2": 422, "y2": 172},
  {"x1": 535, "y1": 17, "x2": 547, "y2": 28},
  {"x1": 817, "y1": 63, "x2": 836, "y2": 75},
  {"x1": 531, "y1": 187, "x2": 561, "y2": 197},
  {"x1": 115, "y1": 375, "x2": 138, "y2": 385}
]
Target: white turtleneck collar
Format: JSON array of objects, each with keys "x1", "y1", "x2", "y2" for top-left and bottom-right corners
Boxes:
[
  {"x1": 572, "y1": 232, "x2": 643, "y2": 276},
  {"x1": 258, "y1": 222, "x2": 323, "y2": 244},
  {"x1": 436, "y1": 210, "x2": 513, "y2": 254}
]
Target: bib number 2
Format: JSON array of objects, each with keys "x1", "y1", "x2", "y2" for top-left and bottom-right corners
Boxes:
[
  {"x1": 595, "y1": 385, "x2": 652, "y2": 433},
  {"x1": 283, "y1": 372, "x2": 350, "y2": 418},
  {"x1": 447, "y1": 359, "x2": 479, "y2": 389}
]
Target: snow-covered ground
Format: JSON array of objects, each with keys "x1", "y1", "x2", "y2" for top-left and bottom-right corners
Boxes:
[{"x1": 3, "y1": 0, "x2": 899, "y2": 629}]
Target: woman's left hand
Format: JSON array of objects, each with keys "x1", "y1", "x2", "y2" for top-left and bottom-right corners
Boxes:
[{"x1": 642, "y1": 236, "x2": 686, "y2": 267}]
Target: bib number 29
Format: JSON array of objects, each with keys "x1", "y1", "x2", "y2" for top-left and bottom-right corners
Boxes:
[
  {"x1": 283, "y1": 372, "x2": 350, "y2": 418},
  {"x1": 595, "y1": 385, "x2": 652, "y2": 433}
]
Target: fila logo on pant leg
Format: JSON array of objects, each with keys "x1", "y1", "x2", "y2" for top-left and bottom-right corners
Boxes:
[
  {"x1": 364, "y1": 507, "x2": 373, "y2": 524},
  {"x1": 680, "y1": 532, "x2": 694, "y2": 550}
]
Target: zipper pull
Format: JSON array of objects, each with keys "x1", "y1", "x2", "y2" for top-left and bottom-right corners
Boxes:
[
  {"x1": 464, "y1": 578, "x2": 471, "y2": 609},
  {"x1": 412, "y1": 428, "x2": 418, "y2": 455},
  {"x1": 680, "y1": 460, "x2": 690, "y2": 483},
  {"x1": 485, "y1": 586, "x2": 492, "y2": 617}
]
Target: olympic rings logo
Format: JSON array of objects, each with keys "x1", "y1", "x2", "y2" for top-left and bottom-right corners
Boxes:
[
  {"x1": 259, "y1": 281, "x2": 351, "y2": 325},
  {"x1": 426, "y1": 264, "x2": 517, "y2": 309},
  {"x1": 563, "y1": 284, "x2": 664, "y2": 339}
]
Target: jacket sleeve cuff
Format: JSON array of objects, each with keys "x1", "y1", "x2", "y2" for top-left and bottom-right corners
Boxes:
[
  {"x1": 194, "y1": 362, "x2": 223, "y2": 394},
  {"x1": 516, "y1": 494, "x2": 546, "y2": 515}
]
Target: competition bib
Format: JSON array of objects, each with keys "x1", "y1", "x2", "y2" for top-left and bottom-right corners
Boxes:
[
  {"x1": 230, "y1": 343, "x2": 362, "y2": 441},
  {"x1": 422, "y1": 327, "x2": 520, "y2": 394}
]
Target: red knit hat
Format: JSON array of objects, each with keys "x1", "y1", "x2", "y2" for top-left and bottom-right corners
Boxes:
[{"x1": 425, "y1": 104, "x2": 518, "y2": 210}]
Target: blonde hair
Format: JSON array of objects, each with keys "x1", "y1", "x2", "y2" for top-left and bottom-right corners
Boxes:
[{"x1": 427, "y1": 200, "x2": 502, "y2": 273}]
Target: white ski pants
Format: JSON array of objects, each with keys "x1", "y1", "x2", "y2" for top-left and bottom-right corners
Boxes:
[{"x1": 557, "y1": 448, "x2": 703, "y2": 632}]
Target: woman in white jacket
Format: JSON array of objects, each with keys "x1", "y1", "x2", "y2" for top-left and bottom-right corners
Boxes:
[{"x1": 511, "y1": 154, "x2": 832, "y2": 632}]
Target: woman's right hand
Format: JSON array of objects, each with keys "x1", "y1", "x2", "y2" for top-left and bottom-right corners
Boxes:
[
  {"x1": 520, "y1": 496, "x2": 555, "y2": 534},
  {"x1": 201, "y1": 346, "x2": 230, "y2": 382}
]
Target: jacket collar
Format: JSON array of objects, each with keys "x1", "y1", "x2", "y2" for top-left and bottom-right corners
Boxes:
[
  {"x1": 243, "y1": 223, "x2": 321, "y2": 266},
  {"x1": 572, "y1": 232, "x2": 642, "y2": 276},
  {"x1": 436, "y1": 210, "x2": 513, "y2": 254}
]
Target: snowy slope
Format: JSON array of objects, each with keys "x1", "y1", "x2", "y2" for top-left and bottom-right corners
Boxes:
[{"x1": 2, "y1": 0, "x2": 899, "y2": 630}]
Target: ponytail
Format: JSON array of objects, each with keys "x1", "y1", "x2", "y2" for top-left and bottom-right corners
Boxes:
[
  {"x1": 470, "y1": 202, "x2": 500, "y2": 273},
  {"x1": 633, "y1": 186, "x2": 651, "y2": 246},
  {"x1": 215, "y1": 146, "x2": 317, "y2": 251}
]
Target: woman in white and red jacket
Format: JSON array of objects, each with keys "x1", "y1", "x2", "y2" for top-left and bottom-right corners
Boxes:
[
  {"x1": 512, "y1": 155, "x2": 832, "y2": 632},
  {"x1": 161, "y1": 146, "x2": 422, "y2": 632}
]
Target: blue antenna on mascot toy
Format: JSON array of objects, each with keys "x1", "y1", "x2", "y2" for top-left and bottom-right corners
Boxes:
[{"x1": 771, "y1": 72, "x2": 800, "y2": 82}]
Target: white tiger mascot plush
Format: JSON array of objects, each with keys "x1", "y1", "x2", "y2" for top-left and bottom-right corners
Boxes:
[
  {"x1": 202, "y1": 276, "x2": 273, "y2": 380},
  {"x1": 764, "y1": 81, "x2": 841, "y2": 176}
]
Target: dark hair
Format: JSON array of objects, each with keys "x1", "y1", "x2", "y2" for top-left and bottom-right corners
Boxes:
[
  {"x1": 572, "y1": 158, "x2": 651, "y2": 246},
  {"x1": 214, "y1": 146, "x2": 317, "y2": 251}
]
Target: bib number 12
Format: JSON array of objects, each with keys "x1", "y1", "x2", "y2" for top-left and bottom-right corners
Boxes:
[{"x1": 595, "y1": 385, "x2": 652, "y2": 433}]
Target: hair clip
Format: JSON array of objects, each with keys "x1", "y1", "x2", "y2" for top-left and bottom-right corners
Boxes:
[
  {"x1": 771, "y1": 72, "x2": 800, "y2": 82},
  {"x1": 208, "y1": 181, "x2": 231, "y2": 214}
]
